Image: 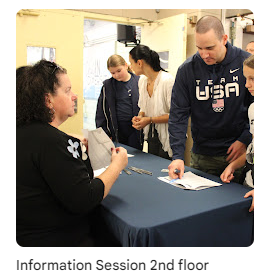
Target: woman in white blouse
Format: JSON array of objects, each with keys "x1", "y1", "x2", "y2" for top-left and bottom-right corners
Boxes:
[{"x1": 129, "y1": 45, "x2": 174, "y2": 159}]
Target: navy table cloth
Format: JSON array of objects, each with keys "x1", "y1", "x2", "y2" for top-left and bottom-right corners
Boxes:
[{"x1": 100, "y1": 145, "x2": 254, "y2": 247}]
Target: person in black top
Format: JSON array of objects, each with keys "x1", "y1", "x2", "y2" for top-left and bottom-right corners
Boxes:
[{"x1": 16, "y1": 60, "x2": 128, "y2": 247}]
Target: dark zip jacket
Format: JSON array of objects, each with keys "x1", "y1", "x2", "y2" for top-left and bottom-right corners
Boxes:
[
  {"x1": 169, "y1": 42, "x2": 253, "y2": 160},
  {"x1": 95, "y1": 72, "x2": 140, "y2": 142}
]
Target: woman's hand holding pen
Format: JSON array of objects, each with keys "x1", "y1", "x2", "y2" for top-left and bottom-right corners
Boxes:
[
  {"x1": 98, "y1": 147, "x2": 128, "y2": 199},
  {"x1": 111, "y1": 147, "x2": 128, "y2": 170}
]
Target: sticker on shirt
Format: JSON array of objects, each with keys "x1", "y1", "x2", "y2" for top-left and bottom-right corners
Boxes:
[
  {"x1": 212, "y1": 99, "x2": 224, "y2": 112},
  {"x1": 67, "y1": 139, "x2": 80, "y2": 159}
]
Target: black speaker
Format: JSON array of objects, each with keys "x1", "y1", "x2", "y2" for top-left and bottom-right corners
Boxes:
[{"x1": 117, "y1": 24, "x2": 137, "y2": 45}]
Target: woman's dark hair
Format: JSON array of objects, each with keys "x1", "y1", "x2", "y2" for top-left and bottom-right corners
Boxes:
[
  {"x1": 16, "y1": 59, "x2": 67, "y2": 126},
  {"x1": 129, "y1": 44, "x2": 165, "y2": 72}
]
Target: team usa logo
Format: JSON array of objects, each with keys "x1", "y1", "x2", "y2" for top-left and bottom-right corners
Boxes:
[{"x1": 195, "y1": 77, "x2": 240, "y2": 113}]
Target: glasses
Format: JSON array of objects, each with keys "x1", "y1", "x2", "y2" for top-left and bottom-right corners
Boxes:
[{"x1": 43, "y1": 61, "x2": 64, "y2": 75}]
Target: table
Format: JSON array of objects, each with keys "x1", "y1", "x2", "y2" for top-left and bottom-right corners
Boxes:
[{"x1": 100, "y1": 145, "x2": 254, "y2": 247}]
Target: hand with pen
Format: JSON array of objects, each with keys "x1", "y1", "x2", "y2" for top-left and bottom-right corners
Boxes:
[
  {"x1": 168, "y1": 159, "x2": 185, "y2": 179},
  {"x1": 111, "y1": 147, "x2": 128, "y2": 168},
  {"x1": 97, "y1": 147, "x2": 128, "y2": 199}
]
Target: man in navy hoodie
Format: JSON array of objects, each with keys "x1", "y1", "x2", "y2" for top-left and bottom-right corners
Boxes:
[{"x1": 168, "y1": 15, "x2": 253, "y2": 182}]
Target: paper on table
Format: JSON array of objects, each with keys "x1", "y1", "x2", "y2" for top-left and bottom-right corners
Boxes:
[{"x1": 158, "y1": 171, "x2": 222, "y2": 191}]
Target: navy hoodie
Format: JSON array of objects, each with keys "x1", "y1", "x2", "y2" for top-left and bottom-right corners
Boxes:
[
  {"x1": 169, "y1": 42, "x2": 253, "y2": 160},
  {"x1": 95, "y1": 72, "x2": 140, "y2": 141}
]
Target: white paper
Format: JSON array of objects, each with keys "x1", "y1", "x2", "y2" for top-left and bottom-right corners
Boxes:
[
  {"x1": 93, "y1": 167, "x2": 107, "y2": 177},
  {"x1": 82, "y1": 128, "x2": 134, "y2": 171},
  {"x1": 83, "y1": 127, "x2": 115, "y2": 171},
  {"x1": 158, "y1": 171, "x2": 222, "y2": 191}
]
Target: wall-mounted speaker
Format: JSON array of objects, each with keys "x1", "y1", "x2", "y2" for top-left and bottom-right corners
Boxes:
[{"x1": 117, "y1": 24, "x2": 139, "y2": 47}]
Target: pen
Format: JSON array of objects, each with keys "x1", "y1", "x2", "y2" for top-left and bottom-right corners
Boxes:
[
  {"x1": 123, "y1": 168, "x2": 132, "y2": 175},
  {"x1": 169, "y1": 178, "x2": 179, "y2": 184},
  {"x1": 169, "y1": 169, "x2": 181, "y2": 183},
  {"x1": 174, "y1": 169, "x2": 181, "y2": 174}
]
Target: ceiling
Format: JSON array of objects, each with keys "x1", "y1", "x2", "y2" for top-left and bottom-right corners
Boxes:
[
  {"x1": 225, "y1": 9, "x2": 253, "y2": 18},
  {"x1": 71, "y1": 9, "x2": 254, "y2": 23}
]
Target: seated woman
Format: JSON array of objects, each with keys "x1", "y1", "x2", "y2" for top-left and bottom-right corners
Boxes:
[{"x1": 16, "y1": 60, "x2": 128, "y2": 247}]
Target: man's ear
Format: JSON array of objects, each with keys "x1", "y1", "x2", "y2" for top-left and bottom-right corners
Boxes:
[{"x1": 222, "y1": 34, "x2": 228, "y2": 45}]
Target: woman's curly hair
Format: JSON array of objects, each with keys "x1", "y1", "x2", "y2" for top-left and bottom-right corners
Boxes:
[{"x1": 16, "y1": 59, "x2": 67, "y2": 126}]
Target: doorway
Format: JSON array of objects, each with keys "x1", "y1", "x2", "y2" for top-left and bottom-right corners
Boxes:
[{"x1": 83, "y1": 19, "x2": 117, "y2": 130}]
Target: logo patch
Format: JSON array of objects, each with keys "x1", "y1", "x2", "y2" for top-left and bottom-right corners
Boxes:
[
  {"x1": 229, "y1": 68, "x2": 240, "y2": 74},
  {"x1": 212, "y1": 99, "x2": 224, "y2": 112}
]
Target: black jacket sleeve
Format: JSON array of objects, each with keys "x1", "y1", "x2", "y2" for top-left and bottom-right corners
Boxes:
[
  {"x1": 169, "y1": 65, "x2": 191, "y2": 160},
  {"x1": 95, "y1": 86, "x2": 112, "y2": 137}
]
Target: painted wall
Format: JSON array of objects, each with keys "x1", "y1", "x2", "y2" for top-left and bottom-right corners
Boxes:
[
  {"x1": 140, "y1": 14, "x2": 187, "y2": 78},
  {"x1": 16, "y1": 9, "x2": 85, "y2": 135}
]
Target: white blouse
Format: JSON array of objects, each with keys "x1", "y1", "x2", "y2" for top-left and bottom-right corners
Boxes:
[{"x1": 138, "y1": 70, "x2": 174, "y2": 157}]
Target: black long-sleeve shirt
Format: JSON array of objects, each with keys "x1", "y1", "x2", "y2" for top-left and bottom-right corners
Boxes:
[{"x1": 16, "y1": 122, "x2": 104, "y2": 246}]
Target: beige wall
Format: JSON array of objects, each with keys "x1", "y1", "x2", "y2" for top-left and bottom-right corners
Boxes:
[
  {"x1": 140, "y1": 13, "x2": 187, "y2": 78},
  {"x1": 16, "y1": 9, "x2": 85, "y2": 135}
]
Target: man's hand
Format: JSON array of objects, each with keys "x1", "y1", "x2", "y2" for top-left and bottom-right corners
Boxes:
[
  {"x1": 226, "y1": 140, "x2": 246, "y2": 163},
  {"x1": 168, "y1": 159, "x2": 185, "y2": 179}
]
